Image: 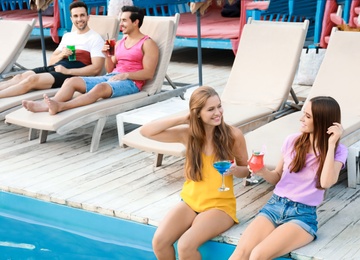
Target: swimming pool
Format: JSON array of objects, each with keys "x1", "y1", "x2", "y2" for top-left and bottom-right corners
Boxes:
[
  {"x1": 0, "y1": 191, "x2": 292, "y2": 259},
  {"x1": 0, "y1": 191, "x2": 239, "y2": 259}
]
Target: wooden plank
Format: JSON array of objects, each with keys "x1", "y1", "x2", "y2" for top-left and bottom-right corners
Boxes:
[{"x1": 291, "y1": 179, "x2": 360, "y2": 259}]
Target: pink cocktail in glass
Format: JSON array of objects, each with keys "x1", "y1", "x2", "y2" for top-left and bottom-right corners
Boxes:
[
  {"x1": 246, "y1": 151, "x2": 264, "y2": 184},
  {"x1": 248, "y1": 151, "x2": 264, "y2": 172}
]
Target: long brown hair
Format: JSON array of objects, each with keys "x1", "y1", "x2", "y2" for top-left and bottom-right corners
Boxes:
[
  {"x1": 290, "y1": 96, "x2": 341, "y2": 188},
  {"x1": 185, "y1": 86, "x2": 235, "y2": 181}
]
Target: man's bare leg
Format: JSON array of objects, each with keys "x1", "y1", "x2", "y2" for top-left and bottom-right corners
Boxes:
[
  {"x1": 22, "y1": 99, "x2": 49, "y2": 112},
  {"x1": 44, "y1": 82, "x2": 112, "y2": 115},
  {"x1": 0, "y1": 73, "x2": 55, "y2": 98},
  {"x1": 51, "y1": 77, "x2": 88, "y2": 102},
  {"x1": 21, "y1": 77, "x2": 86, "y2": 114},
  {"x1": 0, "y1": 71, "x2": 35, "y2": 91},
  {"x1": 44, "y1": 94, "x2": 61, "y2": 115}
]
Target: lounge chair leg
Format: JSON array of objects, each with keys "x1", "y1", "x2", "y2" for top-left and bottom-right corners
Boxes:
[
  {"x1": 14, "y1": 62, "x2": 27, "y2": 70},
  {"x1": 155, "y1": 153, "x2": 164, "y2": 167},
  {"x1": 289, "y1": 88, "x2": 300, "y2": 105},
  {"x1": 347, "y1": 146, "x2": 359, "y2": 188},
  {"x1": 90, "y1": 117, "x2": 107, "y2": 153},
  {"x1": 165, "y1": 74, "x2": 184, "y2": 100},
  {"x1": 39, "y1": 130, "x2": 48, "y2": 143},
  {"x1": 116, "y1": 114, "x2": 125, "y2": 147},
  {"x1": 28, "y1": 128, "x2": 38, "y2": 140}
]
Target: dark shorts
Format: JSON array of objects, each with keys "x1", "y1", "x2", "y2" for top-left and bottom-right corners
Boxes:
[
  {"x1": 32, "y1": 60, "x2": 86, "y2": 88},
  {"x1": 258, "y1": 194, "x2": 318, "y2": 238}
]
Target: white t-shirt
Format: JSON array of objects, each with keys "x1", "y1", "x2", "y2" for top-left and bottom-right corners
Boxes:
[{"x1": 56, "y1": 29, "x2": 105, "y2": 65}]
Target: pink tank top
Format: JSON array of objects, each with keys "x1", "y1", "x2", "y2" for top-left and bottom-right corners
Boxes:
[{"x1": 113, "y1": 35, "x2": 150, "y2": 90}]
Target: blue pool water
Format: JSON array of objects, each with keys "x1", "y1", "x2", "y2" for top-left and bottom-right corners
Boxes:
[
  {"x1": 0, "y1": 191, "x2": 292, "y2": 259},
  {"x1": 0, "y1": 192, "x2": 235, "y2": 259},
  {"x1": 0, "y1": 192, "x2": 157, "y2": 259}
]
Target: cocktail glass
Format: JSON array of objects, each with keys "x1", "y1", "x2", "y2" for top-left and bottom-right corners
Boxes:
[
  {"x1": 246, "y1": 150, "x2": 264, "y2": 184},
  {"x1": 107, "y1": 39, "x2": 116, "y2": 56},
  {"x1": 213, "y1": 160, "x2": 232, "y2": 191}
]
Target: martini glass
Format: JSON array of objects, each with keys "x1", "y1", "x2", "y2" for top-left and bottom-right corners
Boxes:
[{"x1": 213, "y1": 160, "x2": 232, "y2": 191}]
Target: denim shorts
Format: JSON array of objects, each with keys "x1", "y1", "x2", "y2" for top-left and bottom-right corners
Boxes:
[
  {"x1": 82, "y1": 72, "x2": 139, "y2": 98},
  {"x1": 258, "y1": 194, "x2": 318, "y2": 238}
]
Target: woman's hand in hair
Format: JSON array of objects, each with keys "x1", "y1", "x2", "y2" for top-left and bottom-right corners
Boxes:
[
  {"x1": 140, "y1": 113, "x2": 190, "y2": 144},
  {"x1": 327, "y1": 122, "x2": 343, "y2": 147}
]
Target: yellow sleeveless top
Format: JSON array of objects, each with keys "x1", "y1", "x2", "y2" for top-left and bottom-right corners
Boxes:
[{"x1": 180, "y1": 154, "x2": 239, "y2": 223}]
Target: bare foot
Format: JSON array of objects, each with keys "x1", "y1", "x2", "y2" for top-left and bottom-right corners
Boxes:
[
  {"x1": 43, "y1": 94, "x2": 61, "y2": 115},
  {"x1": 22, "y1": 100, "x2": 48, "y2": 112}
]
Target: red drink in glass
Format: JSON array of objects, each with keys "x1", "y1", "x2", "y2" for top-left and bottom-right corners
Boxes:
[
  {"x1": 107, "y1": 39, "x2": 116, "y2": 56},
  {"x1": 248, "y1": 151, "x2": 264, "y2": 172}
]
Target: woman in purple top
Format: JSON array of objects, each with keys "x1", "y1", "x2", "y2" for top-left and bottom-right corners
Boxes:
[{"x1": 229, "y1": 96, "x2": 348, "y2": 260}]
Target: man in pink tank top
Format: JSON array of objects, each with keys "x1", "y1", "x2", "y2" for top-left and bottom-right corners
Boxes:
[{"x1": 23, "y1": 5, "x2": 159, "y2": 115}]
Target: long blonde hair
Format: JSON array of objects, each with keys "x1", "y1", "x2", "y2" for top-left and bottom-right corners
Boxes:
[
  {"x1": 185, "y1": 86, "x2": 235, "y2": 181},
  {"x1": 290, "y1": 96, "x2": 341, "y2": 189}
]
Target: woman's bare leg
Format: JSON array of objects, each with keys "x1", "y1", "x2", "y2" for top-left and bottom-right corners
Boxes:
[
  {"x1": 229, "y1": 216, "x2": 275, "y2": 260},
  {"x1": 249, "y1": 222, "x2": 314, "y2": 260},
  {"x1": 152, "y1": 202, "x2": 198, "y2": 260},
  {"x1": 177, "y1": 209, "x2": 234, "y2": 260}
]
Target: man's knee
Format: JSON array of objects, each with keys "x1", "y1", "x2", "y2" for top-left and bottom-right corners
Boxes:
[
  {"x1": 21, "y1": 74, "x2": 41, "y2": 90},
  {"x1": 62, "y1": 77, "x2": 86, "y2": 91},
  {"x1": 18, "y1": 71, "x2": 35, "y2": 80},
  {"x1": 27, "y1": 74, "x2": 40, "y2": 84},
  {"x1": 63, "y1": 77, "x2": 81, "y2": 86},
  {"x1": 63, "y1": 78, "x2": 71, "y2": 85},
  {"x1": 92, "y1": 83, "x2": 112, "y2": 98}
]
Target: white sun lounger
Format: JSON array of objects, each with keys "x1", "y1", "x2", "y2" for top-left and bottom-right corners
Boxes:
[
  {"x1": 0, "y1": 19, "x2": 36, "y2": 80},
  {"x1": 0, "y1": 18, "x2": 37, "y2": 120},
  {"x1": 245, "y1": 28, "x2": 360, "y2": 188},
  {"x1": 221, "y1": 18, "x2": 308, "y2": 129},
  {"x1": 80, "y1": 15, "x2": 120, "y2": 42},
  {"x1": 0, "y1": 15, "x2": 120, "y2": 120},
  {"x1": 121, "y1": 18, "x2": 309, "y2": 166},
  {"x1": 5, "y1": 14, "x2": 193, "y2": 152}
]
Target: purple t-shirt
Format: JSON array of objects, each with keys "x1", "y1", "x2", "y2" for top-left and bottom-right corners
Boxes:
[{"x1": 274, "y1": 133, "x2": 348, "y2": 206}]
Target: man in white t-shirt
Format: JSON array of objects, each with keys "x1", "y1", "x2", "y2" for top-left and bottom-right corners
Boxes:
[{"x1": 0, "y1": 1, "x2": 105, "y2": 98}]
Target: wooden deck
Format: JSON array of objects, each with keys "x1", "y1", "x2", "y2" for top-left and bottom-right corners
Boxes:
[{"x1": 1, "y1": 37, "x2": 359, "y2": 260}]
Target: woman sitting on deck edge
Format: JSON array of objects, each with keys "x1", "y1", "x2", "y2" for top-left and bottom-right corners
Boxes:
[
  {"x1": 140, "y1": 86, "x2": 249, "y2": 259},
  {"x1": 229, "y1": 96, "x2": 348, "y2": 260}
]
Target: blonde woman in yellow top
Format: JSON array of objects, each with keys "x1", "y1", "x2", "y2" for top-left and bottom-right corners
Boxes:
[{"x1": 140, "y1": 86, "x2": 249, "y2": 259}]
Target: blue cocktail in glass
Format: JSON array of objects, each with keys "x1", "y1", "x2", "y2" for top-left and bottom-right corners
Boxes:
[{"x1": 213, "y1": 160, "x2": 232, "y2": 191}]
